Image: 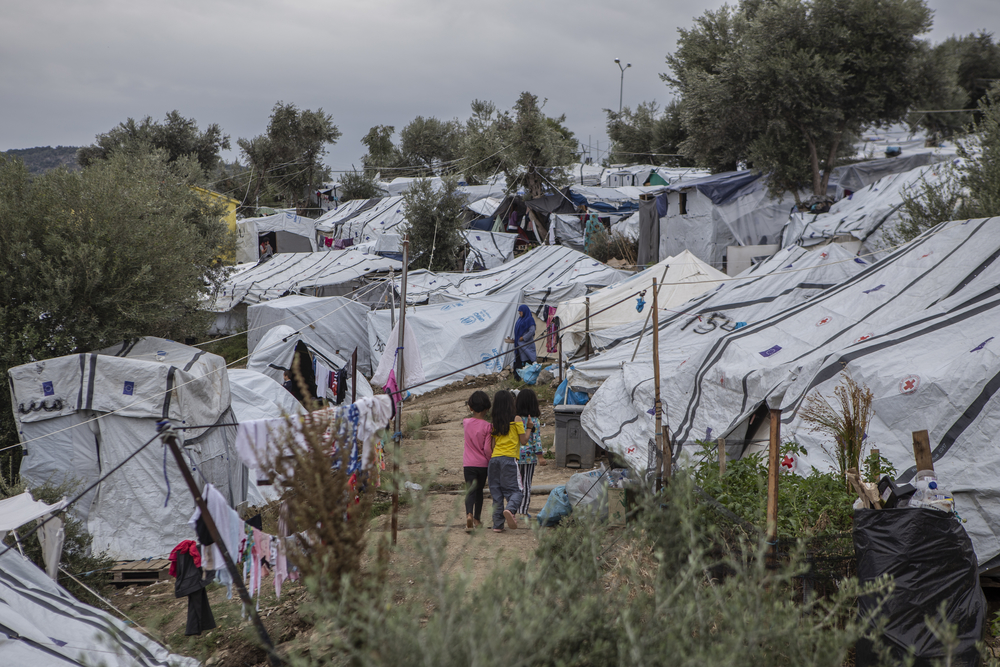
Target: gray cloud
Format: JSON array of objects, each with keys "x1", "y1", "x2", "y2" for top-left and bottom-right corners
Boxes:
[{"x1": 2, "y1": 0, "x2": 995, "y2": 180}]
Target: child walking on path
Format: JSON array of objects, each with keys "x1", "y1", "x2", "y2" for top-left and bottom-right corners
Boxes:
[
  {"x1": 462, "y1": 391, "x2": 493, "y2": 530},
  {"x1": 488, "y1": 390, "x2": 533, "y2": 532},
  {"x1": 515, "y1": 389, "x2": 543, "y2": 517}
]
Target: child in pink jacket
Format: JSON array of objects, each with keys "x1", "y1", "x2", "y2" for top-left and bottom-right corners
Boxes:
[{"x1": 463, "y1": 390, "x2": 493, "y2": 530}]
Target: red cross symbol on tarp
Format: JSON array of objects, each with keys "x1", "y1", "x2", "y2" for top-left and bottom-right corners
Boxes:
[
  {"x1": 627, "y1": 447, "x2": 636, "y2": 454},
  {"x1": 903, "y1": 378, "x2": 916, "y2": 391},
  {"x1": 817, "y1": 317, "x2": 831, "y2": 326}
]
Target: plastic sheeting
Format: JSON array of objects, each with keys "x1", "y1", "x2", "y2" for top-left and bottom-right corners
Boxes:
[
  {"x1": 576, "y1": 244, "x2": 864, "y2": 471},
  {"x1": 210, "y1": 250, "x2": 401, "y2": 311},
  {"x1": 0, "y1": 549, "x2": 199, "y2": 666},
  {"x1": 247, "y1": 294, "x2": 374, "y2": 376},
  {"x1": 583, "y1": 218, "x2": 1000, "y2": 567},
  {"x1": 367, "y1": 297, "x2": 520, "y2": 394},
  {"x1": 854, "y1": 508, "x2": 984, "y2": 666},
  {"x1": 783, "y1": 160, "x2": 960, "y2": 257},
  {"x1": 11, "y1": 338, "x2": 245, "y2": 560},
  {"x1": 463, "y1": 230, "x2": 517, "y2": 271},
  {"x1": 0, "y1": 492, "x2": 66, "y2": 532},
  {"x1": 557, "y1": 250, "x2": 727, "y2": 357}
]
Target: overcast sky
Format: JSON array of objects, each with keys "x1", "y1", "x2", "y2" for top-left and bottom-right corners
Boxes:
[{"x1": 2, "y1": 0, "x2": 997, "y2": 185}]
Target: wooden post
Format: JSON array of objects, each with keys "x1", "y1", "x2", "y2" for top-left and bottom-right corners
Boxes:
[
  {"x1": 351, "y1": 347, "x2": 358, "y2": 404},
  {"x1": 652, "y1": 278, "x2": 671, "y2": 490},
  {"x1": 160, "y1": 428, "x2": 282, "y2": 667},
  {"x1": 912, "y1": 430, "x2": 933, "y2": 472},
  {"x1": 630, "y1": 265, "x2": 670, "y2": 362},
  {"x1": 718, "y1": 437, "x2": 726, "y2": 477},
  {"x1": 766, "y1": 409, "x2": 781, "y2": 551},
  {"x1": 392, "y1": 239, "x2": 409, "y2": 546},
  {"x1": 584, "y1": 297, "x2": 591, "y2": 361}
]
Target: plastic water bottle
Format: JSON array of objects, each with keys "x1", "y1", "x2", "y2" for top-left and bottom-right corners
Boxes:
[{"x1": 909, "y1": 472, "x2": 954, "y2": 513}]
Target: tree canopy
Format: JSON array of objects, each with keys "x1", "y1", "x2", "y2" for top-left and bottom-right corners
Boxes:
[
  {"x1": 238, "y1": 102, "x2": 341, "y2": 209},
  {"x1": 605, "y1": 100, "x2": 692, "y2": 167},
  {"x1": 0, "y1": 151, "x2": 233, "y2": 471},
  {"x1": 77, "y1": 110, "x2": 230, "y2": 181},
  {"x1": 462, "y1": 92, "x2": 578, "y2": 199},
  {"x1": 666, "y1": 0, "x2": 933, "y2": 199},
  {"x1": 402, "y1": 177, "x2": 467, "y2": 272}
]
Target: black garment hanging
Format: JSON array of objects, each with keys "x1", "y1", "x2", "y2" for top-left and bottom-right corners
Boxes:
[{"x1": 173, "y1": 551, "x2": 217, "y2": 636}]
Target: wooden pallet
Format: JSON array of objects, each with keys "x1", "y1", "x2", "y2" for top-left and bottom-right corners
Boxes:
[{"x1": 111, "y1": 559, "x2": 171, "y2": 586}]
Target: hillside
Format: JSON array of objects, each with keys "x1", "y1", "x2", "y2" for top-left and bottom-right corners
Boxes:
[{"x1": 3, "y1": 145, "x2": 81, "y2": 174}]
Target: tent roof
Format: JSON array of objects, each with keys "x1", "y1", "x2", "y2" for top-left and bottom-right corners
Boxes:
[
  {"x1": 0, "y1": 492, "x2": 67, "y2": 532},
  {"x1": 0, "y1": 550, "x2": 198, "y2": 666},
  {"x1": 557, "y1": 250, "x2": 727, "y2": 354},
  {"x1": 211, "y1": 250, "x2": 402, "y2": 311}
]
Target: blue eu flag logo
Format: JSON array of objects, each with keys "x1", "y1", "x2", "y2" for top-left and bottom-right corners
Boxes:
[
  {"x1": 123, "y1": 381, "x2": 134, "y2": 396},
  {"x1": 42, "y1": 381, "x2": 54, "y2": 396}
]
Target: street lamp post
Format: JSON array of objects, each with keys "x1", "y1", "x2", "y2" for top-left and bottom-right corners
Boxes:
[{"x1": 615, "y1": 58, "x2": 631, "y2": 115}]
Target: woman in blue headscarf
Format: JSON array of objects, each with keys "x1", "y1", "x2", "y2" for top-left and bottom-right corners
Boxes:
[{"x1": 505, "y1": 305, "x2": 537, "y2": 372}]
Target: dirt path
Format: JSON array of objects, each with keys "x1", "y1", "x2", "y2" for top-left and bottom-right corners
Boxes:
[{"x1": 373, "y1": 378, "x2": 585, "y2": 585}]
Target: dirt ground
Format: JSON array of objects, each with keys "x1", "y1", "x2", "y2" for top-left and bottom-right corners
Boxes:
[
  {"x1": 114, "y1": 376, "x2": 589, "y2": 665},
  {"x1": 372, "y1": 375, "x2": 583, "y2": 585}
]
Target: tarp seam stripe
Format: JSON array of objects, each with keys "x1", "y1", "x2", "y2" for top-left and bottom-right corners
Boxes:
[
  {"x1": 182, "y1": 350, "x2": 206, "y2": 372},
  {"x1": 162, "y1": 367, "x2": 176, "y2": 420},
  {"x1": 84, "y1": 354, "x2": 98, "y2": 411}
]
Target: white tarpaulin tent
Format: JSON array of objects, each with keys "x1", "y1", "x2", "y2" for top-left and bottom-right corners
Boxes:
[
  {"x1": 582, "y1": 218, "x2": 1000, "y2": 478},
  {"x1": 10, "y1": 338, "x2": 245, "y2": 560},
  {"x1": 661, "y1": 171, "x2": 797, "y2": 268},
  {"x1": 0, "y1": 549, "x2": 198, "y2": 666},
  {"x1": 770, "y1": 274, "x2": 1000, "y2": 567},
  {"x1": 247, "y1": 294, "x2": 375, "y2": 376},
  {"x1": 235, "y1": 211, "x2": 318, "y2": 264},
  {"x1": 367, "y1": 297, "x2": 520, "y2": 394},
  {"x1": 556, "y1": 250, "x2": 728, "y2": 357},
  {"x1": 228, "y1": 368, "x2": 303, "y2": 505},
  {"x1": 782, "y1": 160, "x2": 960, "y2": 257},
  {"x1": 575, "y1": 243, "x2": 865, "y2": 469},
  {"x1": 210, "y1": 250, "x2": 401, "y2": 313},
  {"x1": 247, "y1": 324, "x2": 374, "y2": 401},
  {"x1": 463, "y1": 230, "x2": 517, "y2": 271}
]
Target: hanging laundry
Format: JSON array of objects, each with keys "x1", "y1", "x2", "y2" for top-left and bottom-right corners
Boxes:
[{"x1": 170, "y1": 540, "x2": 216, "y2": 636}]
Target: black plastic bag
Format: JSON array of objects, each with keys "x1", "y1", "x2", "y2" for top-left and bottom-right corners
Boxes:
[{"x1": 854, "y1": 508, "x2": 985, "y2": 666}]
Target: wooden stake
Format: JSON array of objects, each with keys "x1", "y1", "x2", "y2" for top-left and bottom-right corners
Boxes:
[
  {"x1": 392, "y1": 239, "x2": 409, "y2": 546},
  {"x1": 652, "y1": 278, "x2": 671, "y2": 490},
  {"x1": 766, "y1": 409, "x2": 781, "y2": 551},
  {"x1": 718, "y1": 437, "x2": 726, "y2": 477},
  {"x1": 912, "y1": 430, "x2": 933, "y2": 473},
  {"x1": 160, "y1": 428, "x2": 282, "y2": 667}
]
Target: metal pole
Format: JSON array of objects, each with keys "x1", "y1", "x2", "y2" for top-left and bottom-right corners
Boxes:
[
  {"x1": 585, "y1": 297, "x2": 591, "y2": 361},
  {"x1": 391, "y1": 238, "x2": 409, "y2": 545},
  {"x1": 159, "y1": 427, "x2": 282, "y2": 667}
]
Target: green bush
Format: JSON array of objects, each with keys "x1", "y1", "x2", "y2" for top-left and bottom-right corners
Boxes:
[{"x1": 287, "y1": 475, "x2": 892, "y2": 666}]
